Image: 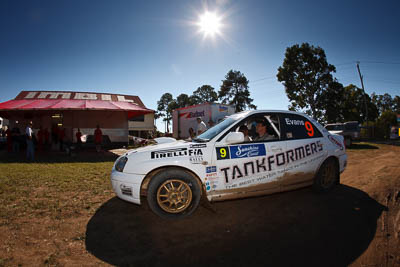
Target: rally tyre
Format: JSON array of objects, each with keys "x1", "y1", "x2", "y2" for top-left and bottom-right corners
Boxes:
[
  {"x1": 147, "y1": 168, "x2": 202, "y2": 219},
  {"x1": 313, "y1": 158, "x2": 339, "y2": 193}
]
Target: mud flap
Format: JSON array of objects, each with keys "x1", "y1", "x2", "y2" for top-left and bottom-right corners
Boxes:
[{"x1": 200, "y1": 184, "x2": 217, "y2": 213}]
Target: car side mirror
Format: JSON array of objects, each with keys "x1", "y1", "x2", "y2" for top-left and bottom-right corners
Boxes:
[{"x1": 225, "y1": 132, "x2": 244, "y2": 144}]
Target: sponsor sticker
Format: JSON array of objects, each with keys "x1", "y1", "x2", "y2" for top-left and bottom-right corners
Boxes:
[
  {"x1": 230, "y1": 144, "x2": 266, "y2": 159},
  {"x1": 328, "y1": 135, "x2": 344, "y2": 150},
  {"x1": 206, "y1": 166, "x2": 217, "y2": 173},
  {"x1": 216, "y1": 144, "x2": 266, "y2": 160}
]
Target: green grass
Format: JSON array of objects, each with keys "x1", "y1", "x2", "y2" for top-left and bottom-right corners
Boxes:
[{"x1": 0, "y1": 154, "x2": 116, "y2": 222}]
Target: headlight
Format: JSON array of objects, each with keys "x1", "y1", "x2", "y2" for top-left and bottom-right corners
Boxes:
[{"x1": 115, "y1": 156, "x2": 128, "y2": 172}]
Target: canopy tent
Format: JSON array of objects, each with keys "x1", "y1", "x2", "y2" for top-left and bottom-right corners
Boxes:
[
  {"x1": 0, "y1": 98, "x2": 153, "y2": 119},
  {"x1": 0, "y1": 91, "x2": 155, "y2": 143}
]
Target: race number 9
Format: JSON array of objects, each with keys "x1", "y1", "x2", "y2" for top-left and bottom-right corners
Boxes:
[
  {"x1": 305, "y1": 121, "x2": 314, "y2": 137},
  {"x1": 220, "y1": 148, "x2": 227, "y2": 158},
  {"x1": 216, "y1": 147, "x2": 230, "y2": 160}
]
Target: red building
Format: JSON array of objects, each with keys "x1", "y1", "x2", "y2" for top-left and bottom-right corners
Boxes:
[{"x1": 0, "y1": 91, "x2": 154, "y2": 145}]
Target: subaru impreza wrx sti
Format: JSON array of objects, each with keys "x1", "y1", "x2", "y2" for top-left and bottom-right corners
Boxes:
[{"x1": 111, "y1": 110, "x2": 347, "y2": 219}]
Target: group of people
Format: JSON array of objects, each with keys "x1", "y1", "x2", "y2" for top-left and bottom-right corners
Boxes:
[{"x1": 4, "y1": 122, "x2": 104, "y2": 161}]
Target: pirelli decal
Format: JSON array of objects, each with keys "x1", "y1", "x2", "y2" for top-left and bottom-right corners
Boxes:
[{"x1": 151, "y1": 148, "x2": 188, "y2": 159}]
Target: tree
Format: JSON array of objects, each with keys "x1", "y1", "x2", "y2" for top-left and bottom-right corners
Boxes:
[
  {"x1": 371, "y1": 92, "x2": 395, "y2": 116},
  {"x1": 320, "y1": 80, "x2": 346, "y2": 123},
  {"x1": 192, "y1": 85, "x2": 218, "y2": 104},
  {"x1": 277, "y1": 43, "x2": 337, "y2": 120},
  {"x1": 175, "y1": 93, "x2": 191, "y2": 108},
  {"x1": 375, "y1": 110, "x2": 397, "y2": 138},
  {"x1": 341, "y1": 84, "x2": 378, "y2": 123},
  {"x1": 157, "y1": 93, "x2": 174, "y2": 132},
  {"x1": 218, "y1": 70, "x2": 256, "y2": 112}
]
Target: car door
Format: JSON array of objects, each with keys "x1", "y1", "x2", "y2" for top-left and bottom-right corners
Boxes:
[
  {"x1": 280, "y1": 113, "x2": 327, "y2": 191},
  {"x1": 207, "y1": 112, "x2": 287, "y2": 201}
]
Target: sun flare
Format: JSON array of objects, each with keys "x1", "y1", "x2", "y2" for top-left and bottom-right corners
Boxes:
[{"x1": 198, "y1": 11, "x2": 222, "y2": 37}]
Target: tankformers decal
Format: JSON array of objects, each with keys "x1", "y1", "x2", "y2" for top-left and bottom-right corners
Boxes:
[{"x1": 220, "y1": 141, "x2": 323, "y2": 183}]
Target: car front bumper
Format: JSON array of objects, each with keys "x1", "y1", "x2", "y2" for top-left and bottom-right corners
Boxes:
[{"x1": 110, "y1": 170, "x2": 145, "y2": 205}]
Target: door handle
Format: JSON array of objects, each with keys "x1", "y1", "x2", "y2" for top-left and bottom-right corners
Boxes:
[{"x1": 270, "y1": 146, "x2": 282, "y2": 152}]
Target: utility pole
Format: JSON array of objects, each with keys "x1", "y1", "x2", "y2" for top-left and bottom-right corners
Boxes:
[{"x1": 356, "y1": 62, "x2": 368, "y2": 125}]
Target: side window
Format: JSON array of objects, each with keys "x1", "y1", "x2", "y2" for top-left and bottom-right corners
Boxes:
[
  {"x1": 233, "y1": 113, "x2": 282, "y2": 143},
  {"x1": 283, "y1": 114, "x2": 322, "y2": 140}
]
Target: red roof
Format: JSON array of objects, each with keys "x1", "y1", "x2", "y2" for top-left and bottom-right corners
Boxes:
[{"x1": 0, "y1": 91, "x2": 154, "y2": 118}]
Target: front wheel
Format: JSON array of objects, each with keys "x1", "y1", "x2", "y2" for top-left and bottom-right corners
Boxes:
[
  {"x1": 313, "y1": 158, "x2": 339, "y2": 193},
  {"x1": 147, "y1": 169, "x2": 202, "y2": 219}
]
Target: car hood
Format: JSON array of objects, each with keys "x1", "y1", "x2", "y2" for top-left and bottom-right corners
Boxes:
[{"x1": 121, "y1": 139, "x2": 204, "y2": 174}]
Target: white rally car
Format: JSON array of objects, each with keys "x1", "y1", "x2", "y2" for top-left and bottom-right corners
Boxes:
[{"x1": 111, "y1": 110, "x2": 347, "y2": 219}]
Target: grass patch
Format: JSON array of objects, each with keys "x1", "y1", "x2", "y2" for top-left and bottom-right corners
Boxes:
[{"x1": 0, "y1": 153, "x2": 117, "y2": 221}]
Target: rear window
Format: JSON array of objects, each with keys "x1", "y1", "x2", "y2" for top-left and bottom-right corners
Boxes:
[{"x1": 283, "y1": 114, "x2": 322, "y2": 140}]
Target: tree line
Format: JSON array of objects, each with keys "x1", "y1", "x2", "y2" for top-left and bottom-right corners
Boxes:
[
  {"x1": 277, "y1": 42, "x2": 399, "y2": 138},
  {"x1": 156, "y1": 70, "x2": 256, "y2": 132},
  {"x1": 157, "y1": 42, "x2": 399, "y2": 138}
]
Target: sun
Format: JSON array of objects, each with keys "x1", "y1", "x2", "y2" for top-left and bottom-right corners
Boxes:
[{"x1": 197, "y1": 11, "x2": 222, "y2": 37}]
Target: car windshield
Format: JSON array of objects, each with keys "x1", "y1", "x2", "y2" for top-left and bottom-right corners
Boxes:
[
  {"x1": 193, "y1": 117, "x2": 237, "y2": 142},
  {"x1": 325, "y1": 124, "x2": 344, "y2": 131}
]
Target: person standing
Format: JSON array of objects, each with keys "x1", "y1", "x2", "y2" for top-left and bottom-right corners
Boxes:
[
  {"x1": 5, "y1": 127, "x2": 12, "y2": 153},
  {"x1": 94, "y1": 125, "x2": 102, "y2": 152},
  {"x1": 26, "y1": 121, "x2": 34, "y2": 161},
  {"x1": 196, "y1": 117, "x2": 207, "y2": 135},
  {"x1": 44, "y1": 128, "x2": 49, "y2": 150},
  {"x1": 11, "y1": 124, "x2": 21, "y2": 153},
  {"x1": 58, "y1": 128, "x2": 65, "y2": 151},
  {"x1": 76, "y1": 128, "x2": 82, "y2": 150},
  {"x1": 37, "y1": 126, "x2": 43, "y2": 152}
]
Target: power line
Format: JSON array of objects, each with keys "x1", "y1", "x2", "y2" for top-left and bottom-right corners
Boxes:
[{"x1": 250, "y1": 75, "x2": 276, "y2": 83}]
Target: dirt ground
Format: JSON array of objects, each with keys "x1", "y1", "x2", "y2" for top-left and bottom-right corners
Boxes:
[{"x1": 1, "y1": 143, "x2": 400, "y2": 266}]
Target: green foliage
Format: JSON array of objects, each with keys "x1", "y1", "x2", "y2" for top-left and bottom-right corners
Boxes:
[
  {"x1": 371, "y1": 92, "x2": 399, "y2": 116},
  {"x1": 277, "y1": 43, "x2": 337, "y2": 120},
  {"x1": 192, "y1": 85, "x2": 218, "y2": 104},
  {"x1": 218, "y1": 70, "x2": 256, "y2": 112},
  {"x1": 157, "y1": 93, "x2": 174, "y2": 132},
  {"x1": 368, "y1": 110, "x2": 398, "y2": 139},
  {"x1": 341, "y1": 84, "x2": 378, "y2": 123}
]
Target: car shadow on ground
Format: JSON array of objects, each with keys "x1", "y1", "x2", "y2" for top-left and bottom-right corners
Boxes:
[
  {"x1": 348, "y1": 143, "x2": 379, "y2": 150},
  {"x1": 86, "y1": 185, "x2": 386, "y2": 266},
  {"x1": 0, "y1": 149, "x2": 118, "y2": 163}
]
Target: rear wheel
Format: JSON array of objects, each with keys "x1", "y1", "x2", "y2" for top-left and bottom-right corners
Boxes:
[
  {"x1": 313, "y1": 158, "x2": 339, "y2": 193},
  {"x1": 147, "y1": 169, "x2": 201, "y2": 219}
]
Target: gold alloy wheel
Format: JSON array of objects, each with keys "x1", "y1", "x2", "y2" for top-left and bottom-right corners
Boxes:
[
  {"x1": 156, "y1": 179, "x2": 193, "y2": 213},
  {"x1": 320, "y1": 163, "x2": 336, "y2": 188}
]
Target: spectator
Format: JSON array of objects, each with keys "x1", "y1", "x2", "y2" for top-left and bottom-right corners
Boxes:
[
  {"x1": 11, "y1": 124, "x2": 21, "y2": 153},
  {"x1": 196, "y1": 117, "x2": 207, "y2": 135},
  {"x1": 37, "y1": 126, "x2": 44, "y2": 152},
  {"x1": 76, "y1": 128, "x2": 82, "y2": 150},
  {"x1": 44, "y1": 128, "x2": 49, "y2": 150},
  {"x1": 26, "y1": 121, "x2": 34, "y2": 161},
  {"x1": 94, "y1": 125, "x2": 102, "y2": 152},
  {"x1": 58, "y1": 128, "x2": 65, "y2": 151},
  {"x1": 5, "y1": 127, "x2": 12, "y2": 152},
  {"x1": 239, "y1": 125, "x2": 252, "y2": 142}
]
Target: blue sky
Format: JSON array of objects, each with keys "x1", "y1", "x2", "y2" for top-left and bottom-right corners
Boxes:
[{"x1": 1, "y1": 0, "x2": 399, "y2": 131}]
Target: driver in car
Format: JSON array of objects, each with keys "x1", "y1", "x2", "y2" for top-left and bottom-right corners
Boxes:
[{"x1": 253, "y1": 120, "x2": 275, "y2": 141}]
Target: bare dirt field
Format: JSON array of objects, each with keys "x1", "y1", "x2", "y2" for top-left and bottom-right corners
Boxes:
[{"x1": 1, "y1": 143, "x2": 400, "y2": 266}]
